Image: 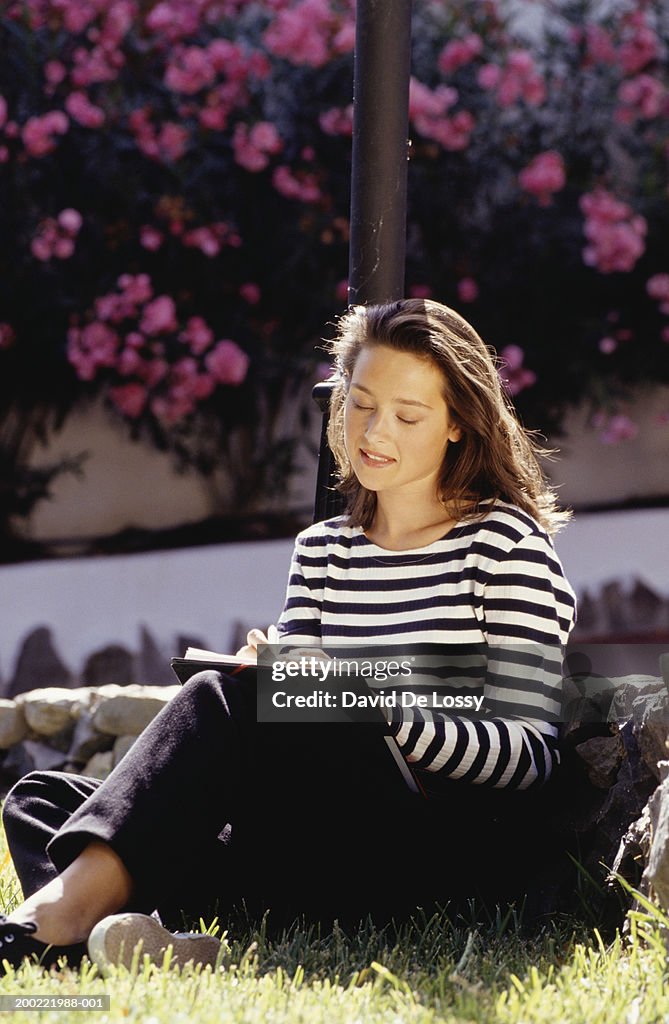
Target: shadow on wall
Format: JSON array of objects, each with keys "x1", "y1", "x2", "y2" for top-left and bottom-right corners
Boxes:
[{"x1": 0, "y1": 622, "x2": 252, "y2": 699}]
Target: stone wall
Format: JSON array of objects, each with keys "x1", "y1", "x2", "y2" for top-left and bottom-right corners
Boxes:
[{"x1": 0, "y1": 684, "x2": 180, "y2": 788}]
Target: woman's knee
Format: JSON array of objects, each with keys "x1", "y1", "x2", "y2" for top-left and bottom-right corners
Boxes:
[
  {"x1": 2, "y1": 770, "x2": 101, "y2": 834},
  {"x1": 181, "y1": 668, "x2": 254, "y2": 720},
  {"x1": 3, "y1": 771, "x2": 63, "y2": 824}
]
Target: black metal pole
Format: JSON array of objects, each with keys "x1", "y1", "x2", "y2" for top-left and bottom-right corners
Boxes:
[
  {"x1": 348, "y1": 0, "x2": 413, "y2": 307},
  {"x1": 313, "y1": 0, "x2": 413, "y2": 521}
]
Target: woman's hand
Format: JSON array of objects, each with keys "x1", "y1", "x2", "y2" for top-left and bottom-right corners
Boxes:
[{"x1": 235, "y1": 625, "x2": 279, "y2": 662}]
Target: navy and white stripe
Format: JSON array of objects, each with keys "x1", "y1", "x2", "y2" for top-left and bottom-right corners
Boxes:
[{"x1": 277, "y1": 501, "x2": 576, "y2": 791}]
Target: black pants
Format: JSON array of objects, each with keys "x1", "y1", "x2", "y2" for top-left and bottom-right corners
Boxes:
[{"x1": 2, "y1": 671, "x2": 560, "y2": 932}]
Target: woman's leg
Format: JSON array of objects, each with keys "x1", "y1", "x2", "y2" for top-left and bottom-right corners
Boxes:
[
  {"x1": 2, "y1": 771, "x2": 133, "y2": 944},
  {"x1": 2, "y1": 771, "x2": 103, "y2": 897},
  {"x1": 8, "y1": 842, "x2": 133, "y2": 946},
  {"x1": 2, "y1": 670, "x2": 256, "y2": 948}
]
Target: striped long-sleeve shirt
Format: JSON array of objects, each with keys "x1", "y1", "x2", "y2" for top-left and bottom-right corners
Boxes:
[{"x1": 276, "y1": 501, "x2": 577, "y2": 791}]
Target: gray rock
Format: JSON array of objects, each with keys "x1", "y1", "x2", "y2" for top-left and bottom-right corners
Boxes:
[
  {"x1": 644, "y1": 770, "x2": 669, "y2": 911},
  {"x1": 609, "y1": 801, "x2": 652, "y2": 904},
  {"x1": 16, "y1": 687, "x2": 89, "y2": 737},
  {"x1": 82, "y1": 751, "x2": 114, "y2": 781},
  {"x1": 610, "y1": 676, "x2": 664, "y2": 723},
  {"x1": 6, "y1": 627, "x2": 74, "y2": 698},
  {"x1": 3, "y1": 738, "x2": 69, "y2": 778},
  {"x1": 92, "y1": 685, "x2": 179, "y2": 736},
  {"x1": 632, "y1": 691, "x2": 669, "y2": 781},
  {"x1": 67, "y1": 709, "x2": 115, "y2": 764},
  {"x1": 0, "y1": 700, "x2": 27, "y2": 749},
  {"x1": 575, "y1": 733, "x2": 624, "y2": 789},
  {"x1": 83, "y1": 645, "x2": 136, "y2": 687},
  {"x1": 112, "y1": 735, "x2": 136, "y2": 766}
]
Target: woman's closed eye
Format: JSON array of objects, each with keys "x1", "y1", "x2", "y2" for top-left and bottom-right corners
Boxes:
[{"x1": 351, "y1": 399, "x2": 419, "y2": 425}]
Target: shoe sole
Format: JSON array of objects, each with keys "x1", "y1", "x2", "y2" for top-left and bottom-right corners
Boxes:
[{"x1": 87, "y1": 913, "x2": 221, "y2": 972}]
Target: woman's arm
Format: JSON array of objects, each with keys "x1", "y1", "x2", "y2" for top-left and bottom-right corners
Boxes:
[
  {"x1": 275, "y1": 533, "x2": 324, "y2": 644},
  {"x1": 390, "y1": 531, "x2": 576, "y2": 790}
]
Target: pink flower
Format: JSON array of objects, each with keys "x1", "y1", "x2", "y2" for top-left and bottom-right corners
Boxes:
[
  {"x1": 646, "y1": 274, "x2": 669, "y2": 302},
  {"x1": 65, "y1": 91, "x2": 105, "y2": 128},
  {"x1": 0, "y1": 322, "x2": 15, "y2": 349},
  {"x1": 595, "y1": 413, "x2": 639, "y2": 444},
  {"x1": 53, "y1": 237, "x2": 75, "y2": 259},
  {"x1": 179, "y1": 315, "x2": 214, "y2": 355},
  {"x1": 44, "y1": 61, "x2": 67, "y2": 88},
  {"x1": 58, "y1": 208, "x2": 83, "y2": 234},
  {"x1": 233, "y1": 121, "x2": 282, "y2": 172},
  {"x1": 333, "y1": 20, "x2": 355, "y2": 54},
  {"x1": 518, "y1": 151, "x2": 566, "y2": 206},
  {"x1": 263, "y1": 0, "x2": 335, "y2": 68},
  {"x1": 146, "y1": 0, "x2": 203, "y2": 43},
  {"x1": 240, "y1": 282, "x2": 261, "y2": 305},
  {"x1": 67, "y1": 321, "x2": 120, "y2": 380},
  {"x1": 319, "y1": 105, "x2": 353, "y2": 136},
  {"x1": 409, "y1": 78, "x2": 457, "y2": 122},
  {"x1": 457, "y1": 277, "x2": 479, "y2": 303},
  {"x1": 315, "y1": 360, "x2": 334, "y2": 381},
  {"x1": 118, "y1": 273, "x2": 153, "y2": 306},
  {"x1": 409, "y1": 284, "x2": 432, "y2": 299},
  {"x1": 117, "y1": 347, "x2": 144, "y2": 375},
  {"x1": 31, "y1": 211, "x2": 81, "y2": 261},
  {"x1": 617, "y1": 74, "x2": 666, "y2": 121},
  {"x1": 498, "y1": 345, "x2": 536, "y2": 395},
  {"x1": 157, "y1": 122, "x2": 189, "y2": 162},
  {"x1": 182, "y1": 226, "x2": 221, "y2": 257},
  {"x1": 598, "y1": 336, "x2": 617, "y2": 354},
  {"x1": 618, "y1": 18, "x2": 660, "y2": 75},
  {"x1": 479, "y1": 51, "x2": 545, "y2": 109},
  {"x1": 272, "y1": 165, "x2": 321, "y2": 203},
  {"x1": 205, "y1": 340, "x2": 250, "y2": 385},
  {"x1": 109, "y1": 382, "x2": 147, "y2": 419},
  {"x1": 71, "y1": 44, "x2": 123, "y2": 88},
  {"x1": 439, "y1": 34, "x2": 483, "y2": 75},
  {"x1": 335, "y1": 279, "x2": 349, "y2": 304},
  {"x1": 250, "y1": 121, "x2": 281, "y2": 153},
  {"x1": 585, "y1": 25, "x2": 617, "y2": 65},
  {"x1": 22, "y1": 111, "x2": 69, "y2": 157},
  {"x1": 165, "y1": 46, "x2": 216, "y2": 95},
  {"x1": 477, "y1": 64, "x2": 502, "y2": 90},
  {"x1": 140, "y1": 295, "x2": 178, "y2": 336},
  {"x1": 140, "y1": 225, "x2": 164, "y2": 251},
  {"x1": 580, "y1": 190, "x2": 647, "y2": 274}
]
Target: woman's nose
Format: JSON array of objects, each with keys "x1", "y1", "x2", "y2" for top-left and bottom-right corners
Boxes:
[{"x1": 364, "y1": 409, "x2": 391, "y2": 443}]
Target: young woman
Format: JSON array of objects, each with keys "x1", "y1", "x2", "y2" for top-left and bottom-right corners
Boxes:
[{"x1": 0, "y1": 299, "x2": 576, "y2": 973}]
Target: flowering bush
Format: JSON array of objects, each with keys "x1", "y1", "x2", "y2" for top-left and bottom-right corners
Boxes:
[{"x1": 0, "y1": 0, "x2": 668, "y2": 525}]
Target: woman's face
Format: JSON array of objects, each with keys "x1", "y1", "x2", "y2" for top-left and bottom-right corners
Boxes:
[{"x1": 343, "y1": 344, "x2": 462, "y2": 503}]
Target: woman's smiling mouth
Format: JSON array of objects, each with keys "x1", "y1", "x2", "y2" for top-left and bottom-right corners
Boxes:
[{"x1": 360, "y1": 448, "x2": 396, "y2": 466}]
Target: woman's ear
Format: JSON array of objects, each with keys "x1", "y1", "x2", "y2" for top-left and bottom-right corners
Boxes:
[{"x1": 448, "y1": 423, "x2": 463, "y2": 443}]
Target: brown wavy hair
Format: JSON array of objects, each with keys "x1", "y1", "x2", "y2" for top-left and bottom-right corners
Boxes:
[{"x1": 326, "y1": 298, "x2": 571, "y2": 535}]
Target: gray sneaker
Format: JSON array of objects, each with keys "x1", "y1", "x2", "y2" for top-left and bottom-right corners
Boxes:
[{"x1": 87, "y1": 913, "x2": 222, "y2": 973}]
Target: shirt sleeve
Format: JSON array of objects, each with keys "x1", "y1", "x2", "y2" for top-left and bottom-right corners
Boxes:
[
  {"x1": 391, "y1": 531, "x2": 577, "y2": 791},
  {"x1": 276, "y1": 533, "x2": 324, "y2": 643}
]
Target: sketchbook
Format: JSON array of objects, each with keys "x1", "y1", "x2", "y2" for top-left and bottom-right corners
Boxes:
[
  {"x1": 169, "y1": 646, "x2": 425, "y2": 797},
  {"x1": 169, "y1": 647, "x2": 255, "y2": 684}
]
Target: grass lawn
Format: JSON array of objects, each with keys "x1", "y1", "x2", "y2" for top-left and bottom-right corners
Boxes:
[{"x1": 1, "y1": 818, "x2": 668, "y2": 1023}]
